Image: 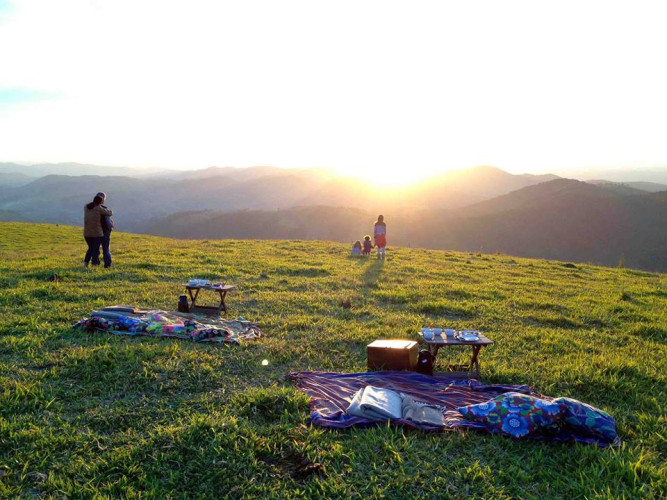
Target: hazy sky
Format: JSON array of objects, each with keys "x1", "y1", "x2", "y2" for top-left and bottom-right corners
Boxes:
[{"x1": 1, "y1": 0, "x2": 666, "y2": 184}]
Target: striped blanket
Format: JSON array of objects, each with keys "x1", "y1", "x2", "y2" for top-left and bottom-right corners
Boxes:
[{"x1": 289, "y1": 371, "x2": 617, "y2": 446}]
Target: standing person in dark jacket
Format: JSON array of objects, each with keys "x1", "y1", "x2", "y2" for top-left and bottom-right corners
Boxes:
[
  {"x1": 83, "y1": 192, "x2": 112, "y2": 267},
  {"x1": 99, "y1": 192, "x2": 114, "y2": 268}
]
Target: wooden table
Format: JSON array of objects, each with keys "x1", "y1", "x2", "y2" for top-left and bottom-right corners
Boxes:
[
  {"x1": 184, "y1": 284, "x2": 235, "y2": 315},
  {"x1": 418, "y1": 332, "x2": 494, "y2": 378}
]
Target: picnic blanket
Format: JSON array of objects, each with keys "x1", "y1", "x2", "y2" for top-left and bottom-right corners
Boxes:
[
  {"x1": 74, "y1": 307, "x2": 261, "y2": 344},
  {"x1": 289, "y1": 371, "x2": 619, "y2": 446}
]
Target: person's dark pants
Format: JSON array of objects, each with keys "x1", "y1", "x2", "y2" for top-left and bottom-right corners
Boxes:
[
  {"x1": 84, "y1": 236, "x2": 103, "y2": 266},
  {"x1": 102, "y1": 231, "x2": 112, "y2": 268}
]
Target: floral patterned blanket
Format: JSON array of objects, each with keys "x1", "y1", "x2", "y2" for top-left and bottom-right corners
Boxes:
[{"x1": 74, "y1": 307, "x2": 261, "y2": 344}]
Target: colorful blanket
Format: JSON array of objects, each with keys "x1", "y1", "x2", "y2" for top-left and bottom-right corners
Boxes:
[
  {"x1": 74, "y1": 308, "x2": 261, "y2": 344},
  {"x1": 289, "y1": 371, "x2": 619, "y2": 446}
]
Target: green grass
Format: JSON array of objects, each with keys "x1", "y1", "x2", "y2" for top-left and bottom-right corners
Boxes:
[{"x1": 0, "y1": 222, "x2": 665, "y2": 499}]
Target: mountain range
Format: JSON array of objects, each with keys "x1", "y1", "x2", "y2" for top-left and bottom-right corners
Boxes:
[
  {"x1": 0, "y1": 163, "x2": 665, "y2": 271},
  {"x1": 0, "y1": 165, "x2": 559, "y2": 228}
]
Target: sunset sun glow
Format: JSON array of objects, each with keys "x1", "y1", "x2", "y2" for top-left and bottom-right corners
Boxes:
[{"x1": 337, "y1": 165, "x2": 436, "y2": 187}]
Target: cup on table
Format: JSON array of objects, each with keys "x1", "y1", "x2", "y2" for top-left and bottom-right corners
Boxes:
[
  {"x1": 433, "y1": 328, "x2": 442, "y2": 336},
  {"x1": 445, "y1": 328, "x2": 455, "y2": 337},
  {"x1": 421, "y1": 327, "x2": 434, "y2": 340}
]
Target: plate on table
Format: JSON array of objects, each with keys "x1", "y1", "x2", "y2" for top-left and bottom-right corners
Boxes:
[{"x1": 456, "y1": 330, "x2": 480, "y2": 342}]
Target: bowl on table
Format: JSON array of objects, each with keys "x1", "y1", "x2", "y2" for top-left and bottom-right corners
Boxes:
[
  {"x1": 421, "y1": 328, "x2": 435, "y2": 340},
  {"x1": 456, "y1": 330, "x2": 480, "y2": 342}
]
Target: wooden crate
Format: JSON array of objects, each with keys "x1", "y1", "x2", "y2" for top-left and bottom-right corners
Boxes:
[{"x1": 367, "y1": 339, "x2": 418, "y2": 371}]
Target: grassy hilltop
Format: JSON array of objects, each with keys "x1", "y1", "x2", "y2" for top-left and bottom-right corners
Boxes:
[{"x1": 0, "y1": 222, "x2": 665, "y2": 498}]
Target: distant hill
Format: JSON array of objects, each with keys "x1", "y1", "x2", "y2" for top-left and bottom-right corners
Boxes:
[
  {"x1": 0, "y1": 171, "x2": 35, "y2": 187},
  {"x1": 420, "y1": 180, "x2": 667, "y2": 271},
  {"x1": 2, "y1": 165, "x2": 664, "y2": 270},
  {"x1": 0, "y1": 166, "x2": 561, "y2": 231},
  {"x1": 0, "y1": 175, "x2": 179, "y2": 229},
  {"x1": 0, "y1": 161, "x2": 171, "y2": 178},
  {"x1": 295, "y1": 166, "x2": 560, "y2": 211},
  {"x1": 160, "y1": 166, "x2": 336, "y2": 183},
  {"x1": 0, "y1": 172, "x2": 329, "y2": 231},
  {"x1": 417, "y1": 166, "x2": 560, "y2": 200},
  {"x1": 0, "y1": 209, "x2": 31, "y2": 222},
  {"x1": 588, "y1": 179, "x2": 667, "y2": 193},
  {"x1": 575, "y1": 166, "x2": 667, "y2": 184},
  {"x1": 147, "y1": 180, "x2": 667, "y2": 272},
  {"x1": 159, "y1": 165, "x2": 280, "y2": 181},
  {"x1": 458, "y1": 178, "x2": 625, "y2": 217},
  {"x1": 0, "y1": 162, "x2": 335, "y2": 183},
  {"x1": 150, "y1": 206, "x2": 375, "y2": 241}
]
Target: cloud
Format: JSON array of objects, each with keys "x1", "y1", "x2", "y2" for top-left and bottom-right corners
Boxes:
[
  {"x1": 0, "y1": 0, "x2": 13, "y2": 13},
  {"x1": 0, "y1": 87, "x2": 60, "y2": 109}
]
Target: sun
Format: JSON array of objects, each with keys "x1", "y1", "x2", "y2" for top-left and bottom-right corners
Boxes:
[{"x1": 336, "y1": 165, "x2": 432, "y2": 187}]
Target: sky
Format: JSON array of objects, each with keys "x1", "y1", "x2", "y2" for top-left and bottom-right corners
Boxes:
[{"x1": 1, "y1": 0, "x2": 667, "y2": 185}]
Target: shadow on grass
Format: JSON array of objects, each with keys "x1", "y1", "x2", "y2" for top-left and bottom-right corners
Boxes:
[
  {"x1": 627, "y1": 323, "x2": 666, "y2": 344},
  {"x1": 520, "y1": 315, "x2": 583, "y2": 330},
  {"x1": 230, "y1": 385, "x2": 309, "y2": 426},
  {"x1": 362, "y1": 258, "x2": 384, "y2": 290},
  {"x1": 76, "y1": 269, "x2": 148, "y2": 282},
  {"x1": 276, "y1": 266, "x2": 331, "y2": 277},
  {"x1": 410, "y1": 300, "x2": 476, "y2": 320}
]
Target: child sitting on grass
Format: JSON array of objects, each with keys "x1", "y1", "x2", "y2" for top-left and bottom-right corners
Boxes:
[{"x1": 362, "y1": 235, "x2": 374, "y2": 257}]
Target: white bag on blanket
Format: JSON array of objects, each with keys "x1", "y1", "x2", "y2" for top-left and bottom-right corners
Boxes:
[
  {"x1": 347, "y1": 386, "x2": 446, "y2": 425},
  {"x1": 347, "y1": 386, "x2": 403, "y2": 420}
]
